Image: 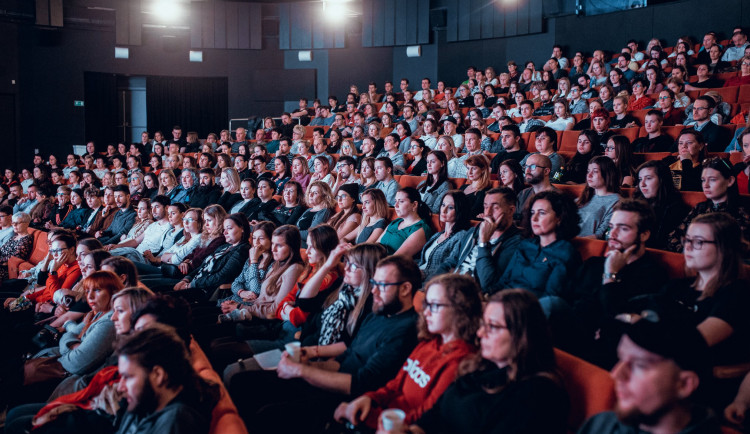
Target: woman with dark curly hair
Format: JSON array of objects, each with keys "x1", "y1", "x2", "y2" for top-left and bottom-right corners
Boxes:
[{"x1": 490, "y1": 190, "x2": 582, "y2": 300}]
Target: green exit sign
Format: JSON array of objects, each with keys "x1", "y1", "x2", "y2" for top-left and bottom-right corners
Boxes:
[{"x1": 74, "y1": 100, "x2": 85, "y2": 107}]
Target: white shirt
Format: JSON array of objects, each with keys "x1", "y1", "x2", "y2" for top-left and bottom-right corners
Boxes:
[{"x1": 136, "y1": 220, "x2": 173, "y2": 254}]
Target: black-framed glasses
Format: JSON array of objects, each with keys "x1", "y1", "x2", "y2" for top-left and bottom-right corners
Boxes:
[
  {"x1": 49, "y1": 248, "x2": 66, "y2": 255},
  {"x1": 681, "y1": 236, "x2": 717, "y2": 250},
  {"x1": 479, "y1": 319, "x2": 508, "y2": 334},
  {"x1": 525, "y1": 164, "x2": 548, "y2": 171},
  {"x1": 423, "y1": 302, "x2": 450, "y2": 313},
  {"x1": 369, "y1": 279, "x2": 406, "y2": 292}
]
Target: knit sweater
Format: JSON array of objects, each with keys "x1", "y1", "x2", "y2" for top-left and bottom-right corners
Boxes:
[{"x1": 58, "y1": 311, "x2": 116, "y2": 375}]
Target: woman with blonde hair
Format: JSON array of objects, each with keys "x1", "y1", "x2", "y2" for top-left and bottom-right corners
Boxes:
[
  {"x1": 460, "y1": 154, "x2": 492, "y2": 218},
  {"x1": 157, "y1": 169, "x2": 180, "y2": 200},
  {"x1": 291, "y1": 155, "x2": 312, "y2": 192},
  {"x1": 218, "y1": 167, "x2": 242, "y2": 211},
  {"x1": 295, "y1": 181, "x2": 335, "y2": 241}
]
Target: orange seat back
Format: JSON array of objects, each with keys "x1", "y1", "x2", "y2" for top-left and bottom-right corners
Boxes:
[{"x1": 555, "y1": 349, "x2": 616, "y2": 432}]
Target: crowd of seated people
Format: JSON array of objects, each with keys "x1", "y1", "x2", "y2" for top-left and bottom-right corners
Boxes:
[{"x1": 0, "y1": 27, "x2": 750, "y2": 434}]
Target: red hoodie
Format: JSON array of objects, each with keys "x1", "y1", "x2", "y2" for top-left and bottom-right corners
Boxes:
[{"x1": 363, "y1": 338, "x2": 476, "y2": 427}]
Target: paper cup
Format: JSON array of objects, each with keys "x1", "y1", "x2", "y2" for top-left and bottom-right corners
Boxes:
[
  {"x1": 285, "y1": 341, "x2": 301, "y2": 363},
  {"x1": 380, "y1": 408, "x2": 406, "y2": 431}
]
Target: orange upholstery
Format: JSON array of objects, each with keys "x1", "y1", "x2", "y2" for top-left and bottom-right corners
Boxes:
[
  {"x1": 571, "y1": 238, "x2": 607, "y2": 262},
  {"x1": 398, "y1": 175, "x2": 426, "y2": 189},
  {"x1": 189, "y1": 340, "x2": 248, "y2": 434},
  {"x1": 681, "y1": 191, "x2": 706, "y2": 208},
  {"x1": 8, "y1": 228, "x2": 47, "y2": 279},
  {"x1": 739, "y1": 85, "x2": 750, "y2": 104},
  {"x1": 644, "y1": 247, "x2": 687, "y2": 279},
  {"x1": 554, "y1": 349, "x2": 616, "y2": 432},
  {"x1": 699, "y1": 86, "x2": 739, "y2": 104},
  {"x1": 559, "y1": 131, "x2": 579, "y2": 152}
]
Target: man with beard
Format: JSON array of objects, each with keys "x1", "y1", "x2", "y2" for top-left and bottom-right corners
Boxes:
[
  {"x1": 234, "y1": 155, "x2": 254, "y2": 181},
  {"x1": 189, "y1": 169, "x2": 221, "y2": 209},
  {"x1": 116, "y1": 326, "x2": 220, "y2": 434},
  {"x1": 441, "y1": 187, "x2": 523, "y2": 287},
  {"x1": 226, "y1": 255, "x2": 420, "y2": 433},
  {"x1": 578, "y1": 318, "x2": 718, "y2": 433},
  {"x1": 551, "y1": 200, "x2": 668, "y2": 360},
  {"x1": 97, "y1": 185, "x2": 136, "y2": 245},
  {"x1": 513, "y1": 154, "x2": 558, "y2": 224}
]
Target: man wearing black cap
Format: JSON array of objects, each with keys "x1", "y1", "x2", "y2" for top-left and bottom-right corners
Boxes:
[{"x1": 578, "y1": 316, "x2": 720, "y2": 433}]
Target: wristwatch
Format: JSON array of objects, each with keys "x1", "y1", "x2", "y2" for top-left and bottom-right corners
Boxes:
[
  {"x1": 477, "y1": 242, "x2": 489, "y2": 248},
  {"x1": 602, "y1": 272, "x2": 620, "y2": 282}
]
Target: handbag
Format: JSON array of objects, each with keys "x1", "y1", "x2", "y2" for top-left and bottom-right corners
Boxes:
[
  {"x1": 30, "y1": 324, "x2": 63, "y2": 351},
  {"x1": 23, "y1": 356, "x2": 68, "y2": 386}
]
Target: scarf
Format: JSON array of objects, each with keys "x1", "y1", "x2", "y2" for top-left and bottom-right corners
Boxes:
[{"x1": 318, "y1": 284, "x2": 359, "y2": 346}]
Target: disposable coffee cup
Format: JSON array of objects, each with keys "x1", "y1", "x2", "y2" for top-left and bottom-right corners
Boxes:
[
  {"x1": 380, "y1": 408, "x2": 406, "y2": 431},
  {"x1": 285, "y1": 341, "x2": 301, "y2": 363}
]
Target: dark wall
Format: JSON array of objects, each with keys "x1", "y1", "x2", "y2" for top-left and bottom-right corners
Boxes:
[
  {"x1": 554, "y1": 0, "x2": 750, "y2": 55},
  {"x1": 0, "y1": 22, "x2": 21, "y2": 169},
  {"x1": 16, "y1": 23, "x2": 288, "y2": 159}
]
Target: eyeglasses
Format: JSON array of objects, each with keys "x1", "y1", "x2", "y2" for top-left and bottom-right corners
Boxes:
[
  {"x1": 658, "y1": 96, "x2": 671, "y2": 100},
  {"x1": 681, "y1": 236, "x2": 716, "y2": 250},
  {"x1": 479, "y1": 319, "x2": 508, "y2": 334},
  {"x1": 423, "y1": 301, "x2": 450, "y2": 313},
  {"x1": 742, "y1": 62, "x2": 750, "y2": 66},
  {"x1": 49, "y1": 248, "x2": 67, "y2": 255},
  {"x1": 525, "y1": 164, "x2": 548, "y2": 171},
  {"x1": 693, "y1": 106, "x2": 709, "y2": 111},
  {"x1": 369, "y1": 279, "x2": 406, "y2": 292},
  {"x1": 182, "y1": 218, "x2": 196, "y2": 223},
  {"x1": 343, "y1": 260, "x2": 360, "y2": 272},
  {"x1": 605, "y1": 146, "x2": 615, "y2": 151},
  {"x1": 336, "y1": 194, "x2": 351, "y2": 200}
]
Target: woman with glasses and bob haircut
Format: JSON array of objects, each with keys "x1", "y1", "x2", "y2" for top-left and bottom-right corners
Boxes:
[
  {"x1": 666, "y1": 157, "x2": 750, "y2": 252},
  {"x1": 402, "y1": 288, "x2": 568, "y2": 434},
  {"x1": 625, "y1": 213, "x2": 750, "y2": 377},
  {"x1": 334, "y1": 274, "x2": 481, "y2": 430}
]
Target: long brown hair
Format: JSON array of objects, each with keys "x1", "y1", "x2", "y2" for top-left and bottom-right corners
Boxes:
[
  {"x1": 459, "y1": 289, "x2": 557, "y2": 389},
  {"x1": 263, "y1": 225, "x2": 304, "y2": 296},
  {"x1": 690, "y1": 213, "x2": 746, "y2": 298},
  {"x1": 577, "y1": 156, "x2": 621, "y2": 206}
]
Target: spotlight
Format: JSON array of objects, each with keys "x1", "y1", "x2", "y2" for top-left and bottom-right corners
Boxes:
[
  {"x1": 322, "y1": 0, "x2": 349, "y2": 23},
  {"x1": 151, "y1": 0, "x2": 183, "y2": 23}
]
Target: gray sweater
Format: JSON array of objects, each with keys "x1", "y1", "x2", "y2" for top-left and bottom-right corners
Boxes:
[
  {"x1": 59, "y1": 311, "x2": 116, "y2": 375},
  {"x1": 419, "y1": 229, "x2": 467, "y2": 281},
  {"x1": 578, "y1": 194, "x2": 621, "y2": 239},
  {"x1": 418, "y1": 180, "x2": 450, "y2": 214}
]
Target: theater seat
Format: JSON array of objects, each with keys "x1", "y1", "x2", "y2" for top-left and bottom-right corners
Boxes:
[
  {"x1": 571, "y1": 237, "x2": 607, "y2": 262},
  {"x1": 8, "y1": 228, "x2": 47, "y2": 279},
  {"x1": 554, "y1": 349, "x2": 616, "y2": 432},
  {"x1": 189, "y1": 339, "x2": 248, "y2": 434}
]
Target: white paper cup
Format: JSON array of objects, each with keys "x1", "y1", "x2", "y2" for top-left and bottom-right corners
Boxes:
[
  {"x1": 285, "y1": 341, "x2": 301, "y2": 363},
  {"x1": 380, "y1": 408, "x2": 406, "y2": 431}
]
